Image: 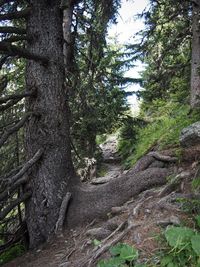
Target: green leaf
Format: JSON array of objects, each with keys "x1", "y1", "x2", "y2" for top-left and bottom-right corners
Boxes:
[
  {"x1": 195, "y1": 215, "x2": 200, "y2": 228},
  {"x1": 160, "y1": 255, "x2": 174, "y2": 266},
  {"x1": 120, "y1": 244, "x2": 138, "y2": 261},
  {"x1": 191, "y1": 234, "x2": 200, "y2": 255},
  {"x1": 165, "y1": 226, "x2": 195, "y2": 248},
  {"x1": 109, "y1": 243, "x2": 125, "y2": 256},
  {"x1": 97, "y1": 257, "x2": 124, "y2": 267},
  {"x1": 93, "y1": 239, "x2": 101, "y2": 247}
]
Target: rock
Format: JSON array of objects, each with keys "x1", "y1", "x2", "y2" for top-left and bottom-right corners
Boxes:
[
  {"x1": 180, "y1": 122, "x2": 200, "y2": 147},
  {"x1": 132, "y1": 232, "x2": 142, "y2": 244},
  {"x1": 111, "y1": 206, "x2": 127, "y2": 215},
  {"x1": 86, "y1": 227, "x2": 112, "y2": 240},
  {"x1": 156, "y1": 215, "x2": 180, "y2": 227}
]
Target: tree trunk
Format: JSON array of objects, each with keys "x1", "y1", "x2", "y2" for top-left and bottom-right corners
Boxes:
[
  {"x1": 191, "y1": 0, "x2": 200, "y2": 108},
  {"x1": 25, "y1": 0, "x2": 73, "y2": 248}
]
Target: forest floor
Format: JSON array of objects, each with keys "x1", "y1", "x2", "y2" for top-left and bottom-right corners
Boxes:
[{"x1": 3, "y1": 137, "x2": 198, "y2": 267}]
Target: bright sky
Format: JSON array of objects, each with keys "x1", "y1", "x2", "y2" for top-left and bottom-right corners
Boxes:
[{"x1": 108, "y1": 0, "x2": 149, "y2": 109}]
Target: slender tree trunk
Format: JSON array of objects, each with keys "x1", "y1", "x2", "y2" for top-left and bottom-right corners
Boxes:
[
  {"x1": 191, "y1": 0, "x2": 200, "y2": 108},
  {"x1": 25, "y1": 0, "x2": 73, "y2": 248}
]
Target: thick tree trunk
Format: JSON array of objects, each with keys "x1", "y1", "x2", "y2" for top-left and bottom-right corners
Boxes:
[
  {"x1": 191, "y1": 0, "x2": 200, "y2": 108},
  {"x1": 25, "y1": 0, "x2": 73, "y2": 248}
]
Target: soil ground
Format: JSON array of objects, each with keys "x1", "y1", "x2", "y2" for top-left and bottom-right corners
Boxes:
[{"x1": 2, "y1": 137, "x2": 198, "y2": 267}]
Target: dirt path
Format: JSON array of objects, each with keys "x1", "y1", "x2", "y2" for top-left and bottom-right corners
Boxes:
[{"x1": 91, "y1": 135, "x2": 123, "y2": 184}]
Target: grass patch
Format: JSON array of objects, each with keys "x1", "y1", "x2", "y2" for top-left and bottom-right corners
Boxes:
[{"x1": 120, "y1": 102, "x2": 200, "y2": 169}]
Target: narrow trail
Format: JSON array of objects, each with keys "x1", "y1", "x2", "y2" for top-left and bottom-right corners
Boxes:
[{"x1": 91, "y1": 135, "x2": 123, "y2": 185}]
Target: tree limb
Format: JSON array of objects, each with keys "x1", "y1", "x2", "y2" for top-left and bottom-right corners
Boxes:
[
  {"x1": 0, "y1": 42, "x2": 48, "y2": 64},
  {"x1": 0, "y1": 192, "x2": 31, "y2": 221},
  {"x1": 0, "y1": 112, "x2": 31, "y2": 147},
  {"x1": 0, "y1": 26, "x2": 26, "y2": 34},
  {"x1": 0, "y1": 149, "x2": 44, "y2": 201},
  {"x1": 8, "y1": 148, "x2": 44, "y2": 185},
  {"x1": 0, "y1": 8, "x2": 31, "y2": 20},
  {"x1": 0, "y1": 98, "x2": 22, "y2": 111},
  {"x1": 0, "y1": 89, "x2": 36, "y2": 104}
]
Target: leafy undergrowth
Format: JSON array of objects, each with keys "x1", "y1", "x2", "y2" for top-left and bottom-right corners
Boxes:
[
  {"x1": 118, "y1": 101, "x2": 200, "y2": 169},
  {"x1": 0, "y1": 244, "x2": 25, "y2": 265}
]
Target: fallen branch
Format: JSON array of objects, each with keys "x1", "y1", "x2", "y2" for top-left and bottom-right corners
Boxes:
[
  {"x1": 0, "y1": 192, "x2": 31, "y2": 221},
  {"x1": 55, "y1": 192, "x2": 72, "y2": 233},
  {"x1": 0, "y1": 112, "x2": 32, "y2": 147}
]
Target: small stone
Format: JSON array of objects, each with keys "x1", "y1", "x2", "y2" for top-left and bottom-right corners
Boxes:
[
  {"x1": 111, "y1": 206, "x2": 126, "y2": 214},
  {"x1": 133, "y1": 232, "x2": 142, "y2": 244},
  {"x1": 86, "y1": 227, "x2": 112, "y2": 240},
  {"x1": 169, "y1": 215, "x2": 180, "y2": 225}
]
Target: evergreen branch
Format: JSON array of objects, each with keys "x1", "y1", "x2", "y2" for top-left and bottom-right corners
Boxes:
[
  {"x1": 0, "y1": 112, "x2": 31, "y2": 147},
  {"x1": 0, "y1": 8, "x2": 30, "y2": 20},
  {"x1": 0, "y1": 26, "x2": 26, "y2": 35},
  {"x1": 0, "y1": 192, "x2": 31, "y2": 221},
  {"x1": 0, "y1": 42, "x2": 49, "y2": 64}
]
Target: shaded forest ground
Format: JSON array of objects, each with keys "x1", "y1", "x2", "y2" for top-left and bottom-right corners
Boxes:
[{"x1": 2, "y1": 138, "x2": 200, "y2": 267}]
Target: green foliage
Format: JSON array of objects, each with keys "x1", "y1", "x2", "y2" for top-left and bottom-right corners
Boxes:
[
  {"x1": 118, "y1": 116, "x2": 147, "y2": 162},
  {"x1": 0, "y1": 244, "x2": 25, "y2": 265},
  {"x1": 97, "y1": 243, "x2": 142, "y2": 267},
  {"x1": 159, "y1": 226, "x2": 200, "y2": 267},
  {"x1": 122, "y1": 102, "x2": 200, "y2": 168}
]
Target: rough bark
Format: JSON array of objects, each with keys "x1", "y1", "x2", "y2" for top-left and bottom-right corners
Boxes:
[
  {"x1": 66, "y1": 166, "x2": 170, "y2": 226},
  {"x1": 25, "y1": 0, "x2": 73, "y2": 248},
  {"x1": 191, "y1": 0, "x2": 200, "y2": 108}
]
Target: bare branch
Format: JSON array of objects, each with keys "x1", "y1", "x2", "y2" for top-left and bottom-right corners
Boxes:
[
  {"x1": 0, "y1": 192, "x2": 31, "y2": 221},
  {"x1": 0, "y1": 26, "x2": 26, "y2": 35},
  {"x1": 1, "y1": 36, "x2": 27, "y2": 43},
  {"x1": 8, "y1": 148, "x2": 44, "y2": 185},
  {"x1": 0, "y1": 98, "x2": 22, "y2": 111},
  {"x1": 55, "y1": 192, "x2": 72, "y2": 233},
  {"x1": 0, "y1": 149, "x2": 44, "y2": 201},
  {"x1": 0, "y1": 112, "x2": 31, "y2": 147},
  {"x1": 0, "y1": 8, "x2": 31, "y2": 20},
  {"x1": 0, "y1": 42, "x2": 49, "y2": 64},
  {"x1": 0, "y1": 89, "x2": 36, "y2": 104}
]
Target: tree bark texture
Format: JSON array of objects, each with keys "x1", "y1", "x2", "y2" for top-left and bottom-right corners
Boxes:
[
  {"x1": 25, "y1": 0, "x2": 73, "y2": 248},
  {"x1": 191, "y1": 0, "x2": 200, "y2": 108},
  {"x1": 66, "y1": 165, "x2": 170, "y2": 226}
]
